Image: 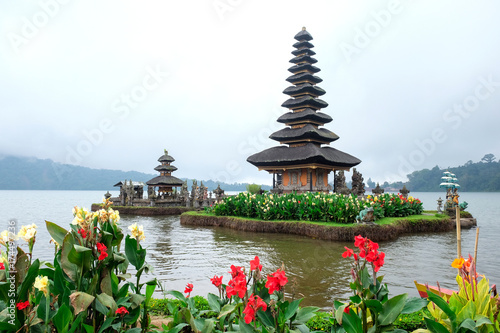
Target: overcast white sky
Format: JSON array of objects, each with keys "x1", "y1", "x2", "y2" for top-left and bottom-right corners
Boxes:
[{"x1": 1, "y1": 1, "x2": 499, "y2": 186}]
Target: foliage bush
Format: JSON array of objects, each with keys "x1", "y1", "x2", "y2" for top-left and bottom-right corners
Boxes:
[
  {"x1": 246, "y1": 184, "x2": 262, "y2": 195},
  {"x1": 207, "y1": 192, "x2": 423, "y2": 223}
]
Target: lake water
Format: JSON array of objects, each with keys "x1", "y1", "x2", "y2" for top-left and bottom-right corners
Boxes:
[{"x1": 1, "y1": 190, "x2": 498, "y2": 309}]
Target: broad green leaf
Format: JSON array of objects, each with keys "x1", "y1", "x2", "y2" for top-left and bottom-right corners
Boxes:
[
  {"x1": 97, "y1": 292, "x2": 118, "y2": 314},
  {"x1": 167, "y1": 323, "x2": 190, "y2": 333},
  {"x1": 129, "y1": 293, "x2": 146, "y2": 309},
  {"x1": 69, "y1": 291, "x2": 95, "y2": 316},
  {"x1": 207, "y1": 293, "x2": 221, "y2": 312},
  {"x1": 125, "y1": 328, "x2": 142, "y2": 333},
  {"x1": 456, "y1": 300, "x2": 476, "y2": 323},
  {"x1": 200, "y1": 319, "x2": 215, "y2": 333},
  {"x1": 365, "y1": 299, "x2": 383, "y2": 313},
  {"x1": 0, "y1": 323, "x2": 18, "y2": 331},
  {"x1": 61, "y1": 233, "x2": 79, "y2": 282},
  {"x1": 342, "y1": 311, "x2": 363, "y2": 333},
  {"x1": 53, "y1": 303, "x2": 72, "y2": 333},
  {"x1": 475, "y1": 315, "x2": 492, "y2": 327},
  {"x1": 427, "y1": 291, "x2": 457, "y2": 325},
  {"x1": 165, "y1": 290, "x2": 187, "y2": 303},
  {"x1": 459, "y1": 318, "x2": 477, "y2": 332},
  {"x1": 424, "y1": 317, "x2": 449, "y2": 333},
  {"x1": 97, "y1": 317, "x2": 114, "y2": 333},
  {"x1": 15, "y1": 247, "x2": 30, "y2": 288},
  {"x1": 46, "y1": 220, "x2": 69, "y2": 247},
  {"x1": 125, "y1": 235, "x2": 146, "y2": 270},
  {"x1": 294, "y1": 306, "x2": 320, "y2": 324},
  {"x1": 145, "y1": 282, "x2": 156, "y2": 304},
  {"x1": 378, "y1": 293, "x2": 408, "y2": 326},
  {"x1": 401, "y1": 297, "x2": 429, "y2": 314},
  {"x1": 285, "y1": 299, "x2": 302, "y2": 321},
  {"x1": 257, "y1": 310, "x2": 275, "y2": 327},
  {"x1": 219, "y1": 303, "x2": 237, "y2": 318}
]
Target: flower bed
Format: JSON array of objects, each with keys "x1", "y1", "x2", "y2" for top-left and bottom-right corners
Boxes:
[{"x1": 207, "y1": 192, "x2": 423, "y2": 223}]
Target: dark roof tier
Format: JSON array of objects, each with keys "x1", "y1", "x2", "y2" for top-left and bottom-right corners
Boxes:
[
  {"x1": 283, "y1": 83, "x2": 325, "y2": 97},
  {"x1": 247, "y1": 143, "x2": 361, "y2": 169},
  {"x1": 294, "y1": 28, "x2": 313, "y2": 41},
  {"x1": 146, "y1": 175, "x2": 184, "y2": 186},
  {"x1": 288, "y1": 63, "x2": 320, "y2": 74},
  {"x1": 154, "y1": 164, "x2": 178, "y2": 172},
  {"x1": 293, "y1": 40, "x2": 314, "y2": 49},
  {"x1": 289, "y1": 54, "x2": 317, "y2": 64},
  {"x1": 277, "y1": 109, "x2": 332, "y2": 125},
  {"x1": 158, "y1": 152, "x2": 175, "y2": 163},
  {"x1": 281, "y1": 96, "x2": 328, "y2": 110},
  {"x1": 286, "y1": 73, "x2": 322, "y2": 85},
  {"x1": 292, "y1": 48, "x2": 316, "y2": 56},
  {"x1": 270, "y1": 124, "x2": 338, "y2": 144}
]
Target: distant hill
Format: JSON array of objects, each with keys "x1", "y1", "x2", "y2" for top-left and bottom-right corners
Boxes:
[
  {"x1": 0, "y1": 155, "x2": 271, "y2": 191},
  {"x1": 383, "y1": 155, "x2": 500, "y2": 192}
]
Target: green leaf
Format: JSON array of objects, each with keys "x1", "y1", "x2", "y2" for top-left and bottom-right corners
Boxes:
[
  {"x1": 97, "y1": 317, "x2": 114, "y2": 333},
  {"x1": 125, "y1": 235, "x2": 146, "y2": 270},
  {"x1": 459, "y1": 318, "x2": 477, "y2": 332},
  {"x1": 69, "y1": 291, "x2": 95, "y2": 316},
  {"x1": 378, "y1": 293, "x2": 408, "y2": 326},
  {"x1": 257, "y1": 310, "x2": 275, "y2": 328},
  {"x1": 424, "y1": 317, "x2": 449, "y2": 333},
  {"x1": 207, "y1": 293, "x2": 221, "y2": 312},
  {"x1": 364, "y1": 299, "x2": 383, "y2": 313},
  {"x1": 285, "y1": 299, "x2": 302, "y2": 321},
  {"x1": 401, "y1": 297, "x2": 429, "y2": 314},
  {"x1": 15, "y1": 247, "x2": 30, "y2": 289},
  {"x1": 61, "y1": 233, "x2": 79, "y2": 282},
  {"x1": 219, "y1": 303, "x2": 237, "y2": 318},
  {"x1": 165, "y1": 290, "x2": 187, "y2": 303},
  {"x1": 125, "y1": 328, "x2": 142, "y2": 333},
  {"x1": 342, "y1": 311, "x2": 363, "y2": 333},
  {"x1": 167, "y1": 323, "x2": 190, "y2": 333},
  {"x1": 145, "y1": 282, "x2": 156, "y2": 305},
  {"x1": 97, "y1": 293, "x2": 118, "y2": 315},
  {"x1": 17, "y1": 258, "x2": 40, "y2": 302},
  {"x1": 294, "y1": 306, "x2": 320, "y2": 324},
  {"x1": 82, "y1": 323, "x2": 94, "y2": 333},
  {"x1": 427, "y1": 291, "x2": 456, "y2": 323},
  {"x1": 53, "y1": 303, "x2": 72, "y2": 333},
  {"x1": 129, "y1": 293, "x2": 146, "y2": 309},
  {"x1": 475, "y1": 315, "x2": 492, "y2": 327},
  {"x1": 46, "y1": 220, "x2": 69, "y2": 247},
  {"x1": 0, "y1": 323, "x2": 17, "y2": 331},
  {"x1": 200, "y1": 319, "x2": 215, "y2": 333}
]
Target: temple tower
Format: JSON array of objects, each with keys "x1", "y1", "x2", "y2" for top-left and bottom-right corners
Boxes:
[
  {"x1": 146, "y1": 150, "x2": 184, "y2": 196},
  {"x1": 247, "y1": 28, "x2": 361, "y2": 193}
]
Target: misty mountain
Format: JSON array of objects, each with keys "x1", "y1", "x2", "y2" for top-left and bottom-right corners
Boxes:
[{"x1": 0, "y1": 155, "x2": 271, "y2": 191}]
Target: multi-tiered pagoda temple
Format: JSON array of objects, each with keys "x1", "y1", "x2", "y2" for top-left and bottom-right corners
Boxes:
[
  {"x1": 146, "y1": 150, "x2": 184, "y2": 196},
  {"x1": 247, "y1": 28, "x2": 361, "y2": 193}
]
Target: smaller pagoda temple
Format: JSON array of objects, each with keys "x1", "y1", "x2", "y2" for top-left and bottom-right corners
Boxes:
[
  {"x1": 247, "y1": 28, "x2": 361, "y2": 193},
  {"x1": 146, "y1": 149, "x2": 184, "y2": 198}
]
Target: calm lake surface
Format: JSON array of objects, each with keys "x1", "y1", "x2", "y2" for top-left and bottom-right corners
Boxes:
[{"x1": 1, "y1": 190, "x2": 499, "y2": 309}]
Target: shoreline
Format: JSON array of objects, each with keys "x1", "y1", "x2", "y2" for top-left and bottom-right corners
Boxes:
[
  {"x1": 180, "y1": 212, "x2": 476, "y2": 242},
  {"x1": 91, "y1": 204, "x2": 194, "y2": 216}
]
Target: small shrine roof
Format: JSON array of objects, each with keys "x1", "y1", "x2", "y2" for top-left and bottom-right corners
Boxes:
[
  {"x1": 292, "y1": 48, "x2": 316, "y2": 56},
  {"x1": 113, "y1": 181, "x2": 145, "y2": 187},
  {"x1": 154, "y1": 164, "x2": 178, "y2": 172},
  {"x1": 289, "y1": 55, "x2": 318, "y2": 64},
  {"x1": 158, "y1": 150, "x2": 175, "y2": 163},
  {"x1": 288, "y1": 63, "x2": 320, "y2": 74},
  {"x1": 292, "y1": 40, "x2": 314, "y2": 49},
  {"x1": 146, "y1": 175, "x2": 184, "y2": 186}
]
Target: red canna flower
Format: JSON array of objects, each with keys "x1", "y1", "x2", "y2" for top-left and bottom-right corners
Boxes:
[
  {"x1": 229, "y1": 265, "x2": 244, "y2": 279},
  {"x1": 116, "y1": 306, "x2": 129, "y2": 316},
  {"x1": 184, "y1": 283, "x2": 193, "y2": 297},
  {"x1": 226, "y1": 275, "x2": 247, "y2": 298},
  {"x1": 97, "y1": 243, "x2": 108, "y2": 261},
  {"x1": 210, "y1": 275, "x2": 223, "y2": 287},
  {"x1": 0, "y1": 263, "x2": 4, "y2": 270},
  {"x1": 343, "y1": 306, "x2": 350, "y2": 314},
  {"x1": 78, "y1": 228, "x2": 87, "y2": 239},
  {"x1": 243, "y1": 294, "x2": 267, "y2": 324},
  {"x1": 250, "y1": 256, "x2": 262, "y2": 271},
  {"x1": 16, "y1": 301, "x2": 30, "y2": 310},
  {"x1": 265, "y1": 268, "x2": 288, "y2": 294},
  {"x1": 298, "y1": 201, "x2": 301, "y2": 204},
  {"x1": 342, "y1": 247, "x2": 358, "y2": 260},
  {"x1": 354, "y1": 235, "x2": 366, "y2": 249}
]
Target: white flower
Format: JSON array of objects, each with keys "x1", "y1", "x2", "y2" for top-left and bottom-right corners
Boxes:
[{"x1": 128, "y1": 223, "x2": 145, "y2": 242}]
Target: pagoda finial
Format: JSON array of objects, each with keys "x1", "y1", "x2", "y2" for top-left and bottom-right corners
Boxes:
[
  {"x1": 164, "y1": 149, "x2": 168, "y2": 155},
  {"x1": 302, "y1": 26, "x2": 306, "y2": 31}
]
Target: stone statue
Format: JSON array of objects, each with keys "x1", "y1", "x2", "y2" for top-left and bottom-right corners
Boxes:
[
  {"x1": 214, "y1": 184, "x2": 225, "y2": 202},
  {"x1": 334, "y1": 170, "x2": 346, "y2": 193},
  {"x1": 400, "y1": 185, "x2": 410, "y2": 199},
  {"x1": 351, "y1": 168, "x2": 365, "y2": 196},
  {"x1": 372, "y1": 183, "x2": 384, "y2": 195}
]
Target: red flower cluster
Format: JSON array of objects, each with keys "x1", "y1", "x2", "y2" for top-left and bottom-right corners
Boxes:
[
  {"x1": 78, "y1": 228, "x2": 87, "y2": 239},
  {"x1": 184, "y1": 283, "x2": 193, "y2": 298},
  {"x1": 265, "y1": 269, "x2": 288, "y2": 294},
  {"x1": 0, "y1": 263, "x2": 4, "y2": 270},
  {"x1": 211, "y1": 275, "x2": 223, "y2": 287},
  {"x1": 243, "y1": 294, "x2": 267, "y2": 324},
  {"x1": 16, "y1": 301, "x2": 30, "y2": 310},
  {"x1": 116, "y1": 306, "x2": 129, "y2": 316},
  {"x1": 97, "y1": 243, "x2": 108, "y2": 261},
  {"x1": 226, "y1": 273, "x2": 247, "y2": 298},
  {"x1": 250, "y1": 256, "x2": 262, "y2": 271},
  {"x1": 343, "y1": 235, "x2": 385, "y2": 272}
]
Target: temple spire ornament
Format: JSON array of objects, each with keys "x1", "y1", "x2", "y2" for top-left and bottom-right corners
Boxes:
[{"x1": 247, "y1": 28, "x2": 361, "y2": 193}]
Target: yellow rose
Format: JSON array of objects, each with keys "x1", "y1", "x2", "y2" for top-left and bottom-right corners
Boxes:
[{"x1": 34, "y1": 276, "x2": 49, "y2": 295}]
